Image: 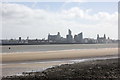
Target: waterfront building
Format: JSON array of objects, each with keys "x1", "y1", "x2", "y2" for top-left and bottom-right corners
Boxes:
[
  {"x1": 2, "y1": 39, "x2": 19, "y2": 44},
  {"x1": 18, "y1": 37, "x2": 22, "y2": 43},
  {"x1": 1, "y1": 29, "x2": 117, "y2": 45},
  {"x1": 66, "y1": 29, "x2": 73, "y2": 43},
  {"x1": 83, "y1": 38, "x2": 97, "y2": 44},
  {"x1": 19, "y1": 37, "x2": 21, "y2": 41},
  {"x1": 74, "y1": 32, "x2": 83, "y2": 43},
  {"x1": 28, "y1": 39, "x2": 48, "y2": 44},
  {"x1": 0, "y1": 40, "x2": 1, "y2": 44},
  {"x1": 97, "y1": 34, "x2": 107, "y2": 43},
  {"x1": 48, "y1": 32, "x2": 61, "y2": 42}
]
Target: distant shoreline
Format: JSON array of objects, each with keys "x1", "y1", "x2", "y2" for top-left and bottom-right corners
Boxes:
[{"x1": 1, "y1": 43, "x2": 118, "y2": 46}]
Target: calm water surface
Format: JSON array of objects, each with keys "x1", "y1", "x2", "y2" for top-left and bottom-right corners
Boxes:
[{"x1": 1, "y1": 44, "x2": 118, "y2": 53}]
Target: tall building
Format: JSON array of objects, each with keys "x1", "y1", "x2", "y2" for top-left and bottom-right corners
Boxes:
[
  {"x1": 104, "y1": 34, "x2": 106, "y2": 39},
  {"x1": 66, "y1": 29, "x2": 73, "y2": 43},
  {"x1": 19, "y1": 37, "x2": 21, "y2": 41},
  {"x1": 74, "y1": 32, "x2": 83, "y2": 43},
  {"x1": 48, "y1": 32, "x2": 61, "y2": 42},
  {"x1": 97, "y1": 34, "x2": 99, "y2": 40},
  {"x1": 97, "y1": 34, "x2": 107, "y2": 43}
]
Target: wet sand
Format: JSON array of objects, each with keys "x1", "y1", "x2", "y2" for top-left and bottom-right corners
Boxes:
[
  {"x1": 0, "y1": 48, "x2": 118, "y2": 77},
  {"x1": 2, "y1": 61, "x2": 70, "y2": 77},
  {"x1": 1, "y1": 48, "x2": 118, "y2": 63},
  {"x1": 2, "y1": 58, "x2": 119, "y2": 80}
]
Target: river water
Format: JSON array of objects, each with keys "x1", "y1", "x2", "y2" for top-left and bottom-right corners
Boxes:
[{"x1": 1, "y1": 44, "x2": 118, "y2": 53}]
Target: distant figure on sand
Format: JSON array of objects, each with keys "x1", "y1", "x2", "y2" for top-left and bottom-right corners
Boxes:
[{"x1": 9, "y1": 47, "x2": 11, "y2": 49}]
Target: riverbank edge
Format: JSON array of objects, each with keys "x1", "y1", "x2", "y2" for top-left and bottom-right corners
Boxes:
[{"x1": 2, "y1": 57, "x2": 120, "y2": 80}]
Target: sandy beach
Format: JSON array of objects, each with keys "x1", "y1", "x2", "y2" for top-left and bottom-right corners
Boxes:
[
  {"x1": 1, "y1": 48, "x2": 118, "y2": 63},
  {"x1": 1, "y1": 48, "x2": 118, "y2": 77}
]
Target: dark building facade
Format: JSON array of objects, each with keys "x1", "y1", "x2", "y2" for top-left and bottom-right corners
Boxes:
[
  {"x1": 66, "y1": 29, "x2": 73, "y2": 43},
  {"x1": 97, "y1": 34, "x2": 106, "y2": 43},
  {"x1": 48, "y1": 32, "x2": 61, "y2": 42},
  {"x1": 74, "y1": 32, "x2": 83, "y2": 43}
]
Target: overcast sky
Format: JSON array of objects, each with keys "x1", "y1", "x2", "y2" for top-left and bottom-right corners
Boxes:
[{"x1": 2, "y1": 2, "x2": 118, "y2": 39}]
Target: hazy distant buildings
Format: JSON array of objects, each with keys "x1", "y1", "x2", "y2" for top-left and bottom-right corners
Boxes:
[
  {"x1": 48, "y1": 32, "x2": 62, "y2": 42},
  {"x1": 83, "y1": 38, "x2": 97, "y2": 44},
  {"x1": 74, "y1": 32, "x2": 83, "y2": 43},
  {"x1": 97, "y1": 34, "x2": 107, "y2": 43},
  {"x1": 48, "y1": 29, "x2": 84, "y2": 43},
  {"x1": 1, "y1": 29, "x2": 117, "y2": 45},
  {"x1": 66, "y1": 29, "x2": 73, "y2": 43},
  {"x1": 19, "y1": 37, "x2": 21, "y2": 41}
]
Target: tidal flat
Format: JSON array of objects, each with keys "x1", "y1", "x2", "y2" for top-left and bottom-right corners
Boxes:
[{"x1": 2, "y1": 58, "x2": 120, "y2": 80}]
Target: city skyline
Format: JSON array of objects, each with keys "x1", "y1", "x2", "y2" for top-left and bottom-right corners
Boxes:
[
  {"x1": 1, "y1": 2, "x2": 118, "y2": 39},
  {"x1": 1, "y1": 29, "x2": 117, "y2": 45},
  {"x1": 1, "y1": 29, "x2": 114, "y2": 40}
]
